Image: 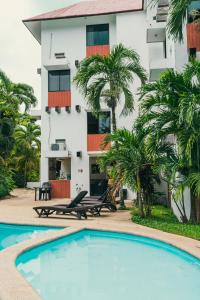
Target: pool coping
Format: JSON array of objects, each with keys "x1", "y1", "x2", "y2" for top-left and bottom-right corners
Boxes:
[{"x1": 0, "y1": 222, "x2": 199, "y2": 300}]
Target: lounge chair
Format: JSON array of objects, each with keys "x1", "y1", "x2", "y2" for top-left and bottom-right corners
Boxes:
[
  {"x1": 33, "y1": 191, "x2": 89, "y2": 219},
  {"x1": 55, "y1": 189, "x2": 117, "y2": 214},
  {"x1": 81, "y1": 188, "x2": 117, "y2": 212}
]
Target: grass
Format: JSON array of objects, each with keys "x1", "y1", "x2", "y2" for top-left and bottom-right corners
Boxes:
[{"x1": 131, "y1": 205, "x2": 200, "y2": 240}]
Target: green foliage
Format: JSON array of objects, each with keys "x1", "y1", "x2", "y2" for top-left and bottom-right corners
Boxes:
[
  {"x1": 0, "y1": 168, "x2": 15, "y2": 198},
  {"x1": 139, "y1": 60, "x2": 200, "y2": 223},
  {"x1": 74, "y1": 44, "x2": 147, "y2": 130},
  {"x1": 0, "y1": 69, "x2": 39, "y2": 195},
  {"x1": 10, "y1": 119, "x2": 41, "y2": 186},
  {"x1": 99, "y1": 128, "x2": 175, "y2": 217},
  {"x1": 132, "y1": 205, "x2": 200, "y2": 240},
  {"x1": 12, "y1": 172, "x2": 26, "y2": 188}
]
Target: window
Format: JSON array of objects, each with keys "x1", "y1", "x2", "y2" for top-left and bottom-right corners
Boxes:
[
  {"x1": 87, "y1": 112, "x2": 111, "y2": 134},
  {"x1": 48, "y1": 70, "x2": 70, "y2": 92},
  {"x1": 86, "y1": 24, "x2": 109, "y2": 46}
]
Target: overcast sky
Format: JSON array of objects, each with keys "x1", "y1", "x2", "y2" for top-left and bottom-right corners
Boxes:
[{"x1": 0, "y1": 0, "x2": 87, "y2": 107}]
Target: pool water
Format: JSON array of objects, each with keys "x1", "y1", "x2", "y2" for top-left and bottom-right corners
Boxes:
[
  {"x1": 16, "y1": 230, "x2": 200, "y2": 300},
  {"x1": 0, "y1": 223, "x2": 62, "y2": 250}
]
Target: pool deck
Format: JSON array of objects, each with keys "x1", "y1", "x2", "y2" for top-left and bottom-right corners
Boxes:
[{"x1": 0, "y1": 188, "x2": 199, "y2": 300}]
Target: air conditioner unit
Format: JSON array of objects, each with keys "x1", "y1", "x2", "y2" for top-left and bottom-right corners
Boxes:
[{"x1": 51, "y1": 143, "x2": 67, "y2": 151}]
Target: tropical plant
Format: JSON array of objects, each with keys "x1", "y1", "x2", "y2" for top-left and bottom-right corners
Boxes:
[
  {"x1": 139, "y1": 60, "x2": 200, "y2": 223},
  {"x1": 99, "y1": 128, "x2": 175, "y2": 217},
  {"x1": 0, "y1": 70, "x2": 37, "y2": 112},
  {"x1": 74, "y1": 44, "x2": 147, "y2": 131},
  {"x1": 11, "y1": 119, "x2": 41, "y2": 187},
  {"x1": 0, "y1": 70, "x2": 39, "y2": 196},
  {"x1": 150, "y1": 0, "x2": 200, "y2": 42}
]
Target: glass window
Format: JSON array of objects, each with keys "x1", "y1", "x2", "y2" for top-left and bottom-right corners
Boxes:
[
  {"x1": 87, "y1": 112, "x2": 111, "y2": 134},
  {"x1": 99, "y1": 112, "x2": 111, "y2": 134},
  {"x1": 86, "y1": 24, "x2": 109, "y2": 46},
  {"x1": 48, "y1": 70, "x2": 70, "y2": 92}
]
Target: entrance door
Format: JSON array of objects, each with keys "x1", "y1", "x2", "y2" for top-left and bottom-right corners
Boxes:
[{"x1": 89, "y1": 157, "x2": 108, "y2": 196}]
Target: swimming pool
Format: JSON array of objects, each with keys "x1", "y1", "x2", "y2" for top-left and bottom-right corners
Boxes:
[
  {"x1": 16, "y1": 229, "x2": 200, "y2": 300},
  {"x1": 0, "y1": 223, "x2": 62, "y2": 250}
]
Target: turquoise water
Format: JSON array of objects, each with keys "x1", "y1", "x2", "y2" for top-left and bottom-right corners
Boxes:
[
  {"x1": 0, "y1": 223, "x2": 62, "y2": 250},
  {"x1": 16, "y1": 230, "x2": 200, "y2": 300}
]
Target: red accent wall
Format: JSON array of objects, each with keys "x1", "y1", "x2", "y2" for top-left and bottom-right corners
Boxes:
[
  {"x1": 50, "y1": 180, "x2": 70, "y2": 198},
  {"x1": 87, "y1": 134, "x2": 111, "y2": 151},
  {"x1": 86, "y1": 45, "x2": 110, "y2": 57},
  {"x1": 48, "y1": 91, "x2": 71, "y2": 107},
  {"x1": 187, "y1": 23, "x2": 200, "y2": 51}
]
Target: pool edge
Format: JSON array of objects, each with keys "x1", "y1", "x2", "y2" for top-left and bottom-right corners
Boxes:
[{"x1": 0, "y1": 223, "x2": 199, "y2": 300}]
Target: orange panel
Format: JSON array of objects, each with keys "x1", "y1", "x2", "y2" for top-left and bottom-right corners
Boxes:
[
  {"x1": 87, "y1": 134, "x2": 111, "y2": 151},
  {"x1": 187, "y1": 23, "x2": 200, "y2": 51},
  {"x1": 48, "y1": 91, "x2": 71, "y2": 107},
  {"x1": 86, "y1": 45, "x2": 110, "y2": 57},
  {"x1": 50, "y1": 180, "x2": 70, "y2": 198}
]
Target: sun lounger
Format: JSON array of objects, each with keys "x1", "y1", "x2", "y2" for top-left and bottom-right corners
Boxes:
[
  {"x1": 33, "y1": 205, "x2": 89, "y2": 219},
  {"x1": 33, "y1": 191, "x2": 89, "y2": 219},
  {"x1": 81, "y1": 189, "x2": 117, "y2": 212}
]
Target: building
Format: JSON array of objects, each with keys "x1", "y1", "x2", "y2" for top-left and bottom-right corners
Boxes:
[{"x1": 24, "y1": 0, "x2": 196, "y2": 199}]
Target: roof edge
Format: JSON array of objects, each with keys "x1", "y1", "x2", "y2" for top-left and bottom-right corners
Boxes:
[{"x1": 23, "y1": 7, "x2": 144, "y2": 23}]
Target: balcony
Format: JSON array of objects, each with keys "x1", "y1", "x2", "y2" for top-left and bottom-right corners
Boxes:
[
  {"x1": 45, "y1": 143, "x2": 71, "y2": 158},
  {"x1": 86, "y1": 45, "x2": 110, "y2": 57},
  {"x1": 187, "y1": 23, "x2": 200, "y2": 51},
  {"x1": 48, "y1": 91, "x2": 71, "y2": 108},
  {"x1": 149, "y1": 58, "x2": 173, "y2": 81},
  {"x1": 87, "y1": 134, "x2": 111, "y2": 152}
]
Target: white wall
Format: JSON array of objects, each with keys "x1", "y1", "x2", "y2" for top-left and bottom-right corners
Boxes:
[
  {"x1": 40, "y1": 15, "x2": 117, "y2": 197},
  {"x1": 171, "y1": 188, "x2": 191, "y2": 222}
]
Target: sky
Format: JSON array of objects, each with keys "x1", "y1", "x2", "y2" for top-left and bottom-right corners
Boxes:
[{"x1": 0, "y1": 0, "x2": 88, "y2": 107}]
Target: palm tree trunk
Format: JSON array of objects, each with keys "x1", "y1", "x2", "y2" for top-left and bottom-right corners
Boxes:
[
  {"x1": 111, "y1": 106, "x2": 117, "y2": 132},
  {"x1": 190, "y1": 187, "x2": 197, "y2": 224},
  {"x1": 137, "y1": 174, "x2": 145, "y2": 218},
  {"x1": 24, "y1": 160, "x2": 27, "y2": 188}
]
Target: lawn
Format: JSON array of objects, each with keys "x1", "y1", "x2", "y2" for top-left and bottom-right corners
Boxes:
[{"x1": 131, "y1": 205, "x2": 200, "y2": 240}]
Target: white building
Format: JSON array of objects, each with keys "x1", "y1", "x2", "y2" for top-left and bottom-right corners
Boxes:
[{"x1": 24, "y1": 0, "x2": 194, "y2": 199}]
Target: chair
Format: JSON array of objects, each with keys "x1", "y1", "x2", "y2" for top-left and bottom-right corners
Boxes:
[{"x1": 39, "y1": 182, "x2": 52, "y2": 200}]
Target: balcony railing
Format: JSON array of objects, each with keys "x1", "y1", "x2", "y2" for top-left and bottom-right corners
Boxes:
[
  {"x1": 149, "y1": 58, "x2": 173, "y2": 81},
  {"x1": 48, "y1": 91, "x2": 71, "y2": 107},
  {"x1": 187, "y1": 23, "x2": 200, "y2": 51},
  {"x1": 87, "y1": 134, "x2": 111, "y2": 152},
  {"x1": 49, "y1": 180, "x2": 70, "y2": 198},
  {"x1": 86, "y1": 45, "x2": 110, "y2": 57}
]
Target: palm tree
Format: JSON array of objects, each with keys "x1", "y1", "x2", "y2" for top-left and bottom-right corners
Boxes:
[
  {"x1": 139, "y1": 60, "x2": 200, "y2": 223},
  {"x1": 0, "y1": 70, "x2": 37, "y2": 112},
  {"x1": 12, "y1": 121, "x2": 41, "y2": 186},
  {"x1": 74, "y1": 44, "x2": 147, "y2": 131},
  {"x1": 150, "y1": 0, "x2": 200, "y2": 42},
  {"x1": 99, "y1": 128, "x2": 175, "y2": 217}
]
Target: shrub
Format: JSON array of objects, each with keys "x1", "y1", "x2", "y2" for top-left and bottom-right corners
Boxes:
[
  {"x1": 0, "y1": 169, "x2": 15, "y2": 198},
  {"x1": 12, "y1": 172, "x2": 26, "y2": 188}
]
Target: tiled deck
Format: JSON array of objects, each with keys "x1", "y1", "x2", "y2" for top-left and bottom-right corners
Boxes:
[{"x1": 0, "y1": 189, "x2": 199, "y2": 300}]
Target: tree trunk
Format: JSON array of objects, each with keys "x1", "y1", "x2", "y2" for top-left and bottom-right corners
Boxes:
[
  {"x1": 24, "y1": 160, "x2": 27, "y2": 188},
  {"x1": 190, "y1": 187, "x2": 197, "y2": 224},
  {"x1": 137, "y1": 174, "x2": 145, "y2": 218},
  {"x1": 111, "y1": 106, "x2": 117, "y2": 132}
]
